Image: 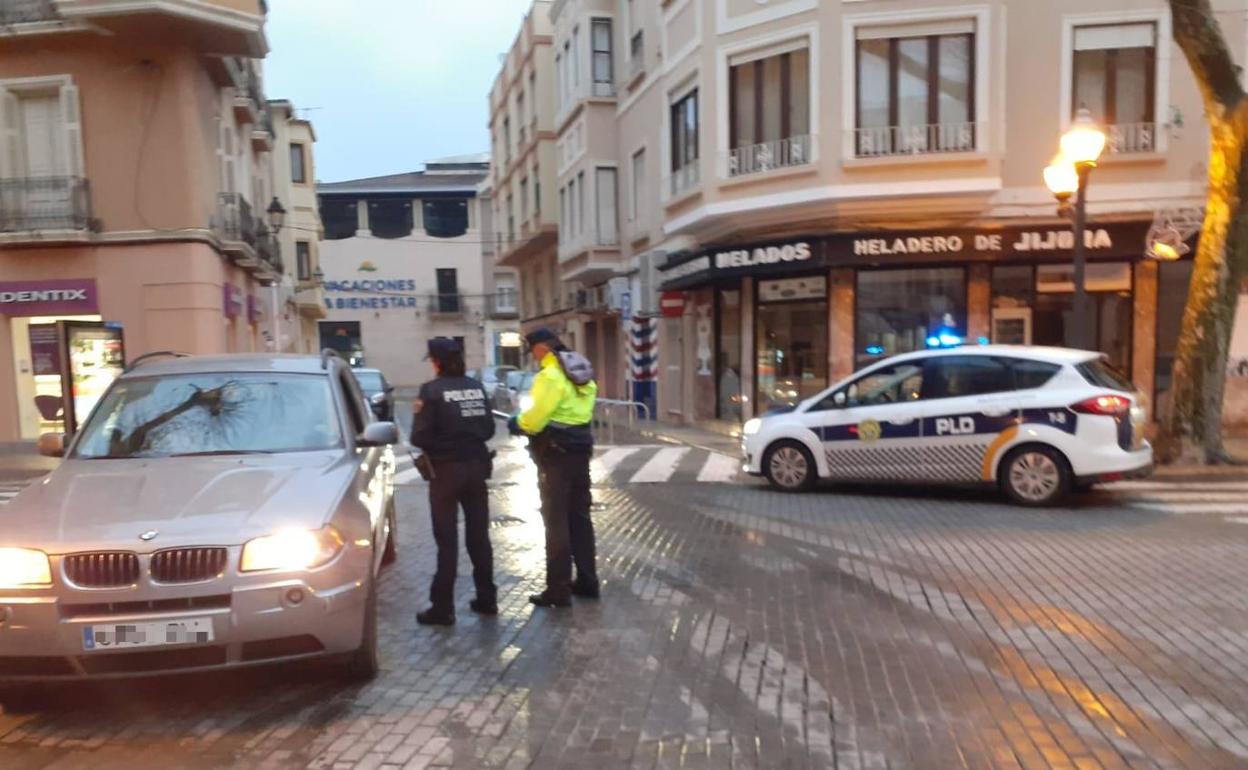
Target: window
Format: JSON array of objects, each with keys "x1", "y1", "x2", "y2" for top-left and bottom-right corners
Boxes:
[
  {"x1": 837, "y1": 362, "x2": 925, "y2": 408},
  {"x1": 502, "y1": 118, "x2": 511, "y2": 163},
  {"x1": 423, "y1": 199, "x2": 468, "y2": 238},
  {"x1": 436, "y1": 268, "x2": 459, "y2": 313},
  {"x1": 288, "y1": 142, "x2": 305, "y2": 183},
  {"x1": 1073, "y1": 23, "x2": 1156, "y2": 153},
  {"x1": 631, "y1": 148, "x2": 646, "y2": 222},
  {"x1": 520, "y1": 178, "x2": 529, "y2": 223},
  {"x1": 495, "y1": 273, "x2": 517, "y2": 313},
  {"x1": 729, "y1": 46, "x2": 811, "y2": 176},
  {"x1": 855, "y1": 24, "x2": 976, "y2": 157},
  {"x1": 922, "y1": 356, "x2": 1012, "y2": 399},
  {"x1": 572, "y1": 27, "x2": 581, "y2": 89},
  {"x1": 756, "y1": 297, "x2": 828, "y2": 412},
  {"x1": 0, "y1": 82, "x2": 86, "y2": 230},
  {"x1": 592, "y1": 19, "x2": 614, "y2": 97},
  {"x1": 534, "y1": 180, "x2": 541, "y2": 217},
  {"x1": 577, "y1": 171, "x2": 585, "y2": 236},
  {"x1": 367, "y1": 199, "x2": 413, "y2": 239},
  {"x1": 669, "y1": 89, "x2": 699, "y2": 196},
  {"x1": 321, "y1": 197, "x2": 358, "y2": 240},
  {"x1": 517, "y1": 92, "x2": 527, "y2": 144},
  {"x1": 717, "y1": 290, "x2": 743, "y2": 420},
  {"x1": 559, "y1": 186, "x2": 567, "y2": 239},
  {"x1": 1010, "y1": 360, "x2": 1061, "y2": 390},
  {"x1": 555, "y1": 53, "x2": 564, "y2": 108},
  {"x1": 856, "y1": 268, "x2": 966, "y2": 367},
  {"x1": 595, "y1": 167, "x2": 617, "y2": 246},
  {"x1": 296, "y1": 241, "x2": 312, "y2": 281}
]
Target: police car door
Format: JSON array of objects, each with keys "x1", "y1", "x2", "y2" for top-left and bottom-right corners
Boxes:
[
  {"x1": 919, "y1": 355, "x2": 1019, "y2": 482},
  {"x1": 809, "y1": 359, "x2": 928, "y2": 480}
]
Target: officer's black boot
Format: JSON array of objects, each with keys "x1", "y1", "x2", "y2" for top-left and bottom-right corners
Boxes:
[
  {"x1": 416, "y1": 607, "x2": 455, "y2": 626},
  {"x1": 469, "y1": 598, "x2": 498, "y2": 615}
]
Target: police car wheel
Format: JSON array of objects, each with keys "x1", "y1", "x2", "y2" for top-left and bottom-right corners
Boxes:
[
  {"x1": 764, "y1": 441, "x2": 816, "y2": 492},
  {"x1": 1001, "y1": 446, "x2": 1071, "y2": 507}
]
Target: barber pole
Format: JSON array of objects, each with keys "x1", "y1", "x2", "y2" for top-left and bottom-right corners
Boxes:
[{"x1": 628, "y1": 315, "x2": 658, "y2": 417}]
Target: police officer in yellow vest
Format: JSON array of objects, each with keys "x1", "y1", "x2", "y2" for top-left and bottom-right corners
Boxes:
[{"x1": 508, "y1": 328, "x2": 599, "y2": 608}]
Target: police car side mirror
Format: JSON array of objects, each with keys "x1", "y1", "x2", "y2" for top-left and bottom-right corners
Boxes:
[
  {"x1": 833, "y1": 392, "x2": 847, "y2": 408},
  {"x1": 358, "y1": 421, "x2": 399, "y2": 447}
]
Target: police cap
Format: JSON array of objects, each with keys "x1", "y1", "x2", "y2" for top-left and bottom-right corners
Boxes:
[
  {"x1": 524, "y1": 327, "x2": 561, "y2": 349},
  {"x1": 425, "y1": 336, "x2": 463, "y2": 361}
]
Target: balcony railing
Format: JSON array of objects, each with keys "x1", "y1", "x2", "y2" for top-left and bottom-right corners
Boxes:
[
  {"x1": 0, "y1": 0, "x2": 58, "y2": 24},
  {"x1": 0, "y1": 177, "x2": 92, "y2": 233},
  {"x1": 255, "y1": 222, "x2": 282, "y2": 274},
  {"x1": 427, "y1": 292, "x2": 463, "y2": 315},
  {"x1": 216, "y1": 192, "x2": 257, "y2": 248},
  {"x1": 592, "y1": 80, "x2": 616, "y2": 98},
  {"x1": 1106, "y1": 122, "x2": 1156, "y2": 154},
  {"x1": 728, "y1": 135, "x2": 814, "y2": 178},
  {"x1": 491, "y1": 289, "x2": 518, "y2": 316},
  {"x1": 854, "y1": 122, "x2": 977, "y2": 158},
  {"x1": 664, "y1": 162, "x2": 700, "y2": 201}
]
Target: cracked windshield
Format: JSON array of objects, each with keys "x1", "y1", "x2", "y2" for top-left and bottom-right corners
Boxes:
[{"x1": 2, "y1": 1, "x2": 1248, "y2": 769}]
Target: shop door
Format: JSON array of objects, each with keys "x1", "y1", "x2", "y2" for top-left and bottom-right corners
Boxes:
[
  {"x1": 755, "y1": 299, "x2": 828, "y2": 413},
  {"x1": 662, "y1": 316, "x2": 684, "y2": 419}
]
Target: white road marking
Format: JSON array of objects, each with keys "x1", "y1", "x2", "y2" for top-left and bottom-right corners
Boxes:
[
  {"x1": 1119, "y1": 491, "x2": 1248, "y2": 503},
  {"x1": 592, "y1": 447, "x2": 642, "y2": 483},
  {"x1": 696, "y1": 452, "x2": 740, "y2": 483},
  {"x1": 629, "y1": 447, "x2": 690, "y2": 484},
  {"x1": 1127, "y1": 502, "x2": 1248, "y2": 515},
  {"x1": 1104, "y1": 481, "x2": 1248, "y2": 492}
]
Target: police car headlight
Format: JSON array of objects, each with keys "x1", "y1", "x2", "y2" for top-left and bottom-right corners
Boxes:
[
  {"x1": 519, "y1": 394, "x2": 535, "y2": 412},
  {"x1": 742, "y1": 418, "x2": 762, "y2": 436}
]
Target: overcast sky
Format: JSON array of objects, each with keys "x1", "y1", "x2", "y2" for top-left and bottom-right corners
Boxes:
[{"x1": 264, "y1": 0, "x2": 533, "y2": 183}]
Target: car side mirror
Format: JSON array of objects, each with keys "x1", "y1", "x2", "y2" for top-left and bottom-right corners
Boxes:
[
  {"x1": 368, "y1": 392, "x2": 388, "y2": 417},
  {"x1": 833, "y1": 392, "x2": 847, "y2": 408},
  {"x1": 358, "y1": 421, "x2": 399, "y2": 447},
  {"x1": 37, "y1": 433, "x2": 65, "y2": 458}
]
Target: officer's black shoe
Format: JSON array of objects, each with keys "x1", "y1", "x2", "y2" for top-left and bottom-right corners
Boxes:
[
  {"x1": 529, "y1": 592, "x2": 572, "y2": 608},
  {"x1": 416, "y1": 608, "x2": 455, "y2": 626},
  {"x1": 571, "y1": 582, "x2": 600, "y2": 599},
  {"x1": 469, "y1": 599, "x2": 498, "y2": 616}
]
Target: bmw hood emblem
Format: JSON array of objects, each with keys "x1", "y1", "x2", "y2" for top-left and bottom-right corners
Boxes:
[{"x1": 139, "y1": 530, "x2": 159, "y2": 542}]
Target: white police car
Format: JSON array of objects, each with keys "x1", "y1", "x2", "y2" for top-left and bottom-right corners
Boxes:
[{"x1": 741, "y1": 346, "x2": 1151, "y2": 506}]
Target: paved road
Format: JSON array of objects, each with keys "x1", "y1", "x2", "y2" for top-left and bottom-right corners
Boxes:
[{"x1": 2, "y1": 438, "x2": 1248, "y2": 769}]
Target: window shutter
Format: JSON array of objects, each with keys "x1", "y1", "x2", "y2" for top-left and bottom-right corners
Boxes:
[
  {"x1": 60, "y1": 83, "x2": 84, "y2": 178},
  {"x1": 0, "y1": 89, "x2": 23, "y2": 179}
]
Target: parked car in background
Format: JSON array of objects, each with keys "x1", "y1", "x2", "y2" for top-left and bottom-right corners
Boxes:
[
  {"x1": 0, "y1": 353, "x2": 399, "y2": 702},
  {"x1": 499, "y1": 369, "x2": 537, "y2": 415},
  {"x1": 470, "y1": 366, "x2": 519, "y2": 411},
  {"x1": 354, "y1": 368, "x2": 394, "y2": 421},
  {"x1": 742, "y1": 346, "x2": 1152, "y2": 506}
]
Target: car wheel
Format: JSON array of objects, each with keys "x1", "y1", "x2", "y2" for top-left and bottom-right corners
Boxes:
[
  {"x1": 342, "y1": 571, "x2": 380, "y2": 681},
  {"x1": 1001, "y1": 445, "x2": 1071, "y2": 507},
  {"x1": 381, "y1": 496, "x2": 398, "y2": 567},
  {"x1": 763, "y1": 441, "x2": 817, "y2": 493}
]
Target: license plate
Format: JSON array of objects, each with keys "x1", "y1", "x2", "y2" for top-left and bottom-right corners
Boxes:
[{"x1": 82, "y1": 618, "x2": 214, "y2": 651}]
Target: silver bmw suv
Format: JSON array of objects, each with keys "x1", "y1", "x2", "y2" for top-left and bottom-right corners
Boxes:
[{"x1": 0, "y1": 352, "x2": 398, "y2": 696}]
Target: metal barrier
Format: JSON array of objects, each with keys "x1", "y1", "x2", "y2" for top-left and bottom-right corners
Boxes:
[{"x1": 593, "y1": 398, "x2": 652, "y2": 446}]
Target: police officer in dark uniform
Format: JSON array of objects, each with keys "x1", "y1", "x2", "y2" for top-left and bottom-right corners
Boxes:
[{"x1": 411, "y1": 337, "x2": 497, "y2": 626}]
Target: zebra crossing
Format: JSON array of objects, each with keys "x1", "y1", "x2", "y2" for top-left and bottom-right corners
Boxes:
[{"x1": 1100, "y1": 480, "x2": 1248, "y2": 517}]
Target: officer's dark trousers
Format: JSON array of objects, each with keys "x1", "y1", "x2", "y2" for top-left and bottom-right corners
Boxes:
[
  {"x1": 537, "y1": 450, "x2": 597, "y2": 601},
  {"x1": 428, "y1": 459, "x2": 495, "y2": 613}
]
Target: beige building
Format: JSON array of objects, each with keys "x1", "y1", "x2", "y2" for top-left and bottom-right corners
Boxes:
[
  {"x1": 507, "y1": 0, "x2": 1248, "y2": 429},
  {"x1": 0, "y1": 0, "x2": 282, "y2": 443},
  {"x1": 268, "y1": 99, "x2": 326, "y2": 354},
  {"x1": 316, "y1": 156, "x2": 492, "y2": 387}
]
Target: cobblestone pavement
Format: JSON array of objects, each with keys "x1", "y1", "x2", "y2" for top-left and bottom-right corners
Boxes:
[{"x1": 3, "y1": 437, "x2": 1248, "y2": 769}]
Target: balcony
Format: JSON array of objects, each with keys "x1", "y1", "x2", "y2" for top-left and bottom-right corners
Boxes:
[
  {"x1": 216, "y1": 192, "x2": 257, "y2": 251},
  {"x1": 489, "y1": 289, "x2": 519, "y2": 318},
  {"x1": 427, "y1": 292, "x2": 463, "y2": 316},
  {"x1": 663, "y1": 162, "x2": 700, "y2": 202},
  {"x1": 254, "y1": 222, "x2": 282, "y2": 278},
  {"x1": 251, "y1": 108, "x2": 274, "y2": 151},
  {"x1": 1106, "y1": 122, "x2": 1157, "y2": 155},
  {"x1": 853, "y1": 122, "x2": 978, "y2": 159},
  {"x1": 295, "y1": 283, "x2": 327, "y2": 319},
  {"x1": 592, "y1": 80, "x2": 616, "y2": 98},
  {"x1": 0, "y1": 0, "x2": 58, "y2": 24},
  {"x1": 232, "y1": 62, "x2": 265, "y2": 124},
  {"x1": 727, "y1": 135, "x2": 814, "y2": 178},
  {"x1": 0, "y1": 177, "x2": 92, "y2": 237}
]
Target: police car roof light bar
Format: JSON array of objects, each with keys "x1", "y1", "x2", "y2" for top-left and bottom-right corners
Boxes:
[{"x1": 126, "y1": 351, "x2": 190, "y2": 372}]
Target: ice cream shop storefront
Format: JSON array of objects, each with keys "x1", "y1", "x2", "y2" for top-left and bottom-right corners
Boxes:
[{"x1": 656, "y1": 219, "x2": 1196, "y2": 428}]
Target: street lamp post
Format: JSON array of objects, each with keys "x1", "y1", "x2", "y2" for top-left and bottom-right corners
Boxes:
[{"x1": 1044, "y1": 108, "x2": 1106, "y2": 350}]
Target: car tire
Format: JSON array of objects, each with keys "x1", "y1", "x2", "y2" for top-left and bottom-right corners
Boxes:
[
  {"x1": 381, "y1": 496, "x2": 398, "y2": 567},
  {"x1": 1000, "y1": 445, "x2": 1072, "y2": 507},
  {"x1": 342, "y1": 571, "x2": 380, "y2": 682},
  {"x1": 763, "y1": 440, "x2": 817, "y2": 493}
]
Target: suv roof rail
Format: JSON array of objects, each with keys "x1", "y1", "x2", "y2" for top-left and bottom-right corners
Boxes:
[
  {"x1": 321, "y1": 348, "x2": 345, "y2": 370},
  {"x1": 126, "y1": 351, "x2": 190, "y2": 372}
]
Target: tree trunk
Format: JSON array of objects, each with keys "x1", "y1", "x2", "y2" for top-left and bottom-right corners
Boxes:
[{"x1": 1163, "y1": 107, "x2": 1248, "y2": 463}]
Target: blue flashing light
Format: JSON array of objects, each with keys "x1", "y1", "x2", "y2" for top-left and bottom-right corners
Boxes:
[
  {"x1": 865, "y1": 345, "x2": 885, "y2": 356},
  {"x1": 977, "y1": 336, "x2": 990, "y2": 345},
  {"x1": 938, "y1": 332, "x2": 963, "y2": 347},
  {"x1": 925, "y1": 335, "x2": 942, "y2": 348}
]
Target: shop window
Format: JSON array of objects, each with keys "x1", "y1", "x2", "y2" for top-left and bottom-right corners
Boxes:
[
  {"x1": 321, "y1": 197, "x2": 358, "y2": 241},
  {"x1": 855, "y1": 23, "x2": 976, "y2": 157},
  {"x1": 1073, "y1": 23, "x2": 1156, "y2": 153},
  {"x1": 717, "y1": 290, "x2": 743, "y2": 421},
  {"x1": 423, "y1": 199, "x2": 469, "y2": 238},
  {"x1": 856, "y1": 268, "x2": 966, "y2": 367},
  {"x1": 756, "y1": 286, "x2": 828, "y2": 413},
  {"x1": 366, "y1": 199, "x2": 413, "y2": 240}
]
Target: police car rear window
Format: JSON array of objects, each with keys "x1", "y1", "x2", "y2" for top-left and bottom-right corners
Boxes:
[
  {"x1": 1010, "y1": 360, "x2": 1061, "y2": 390},
  {"x1": 1076, "y1": 359, "x2": 1134, "y2": 392}
]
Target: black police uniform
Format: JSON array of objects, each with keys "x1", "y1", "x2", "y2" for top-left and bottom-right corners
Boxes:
[{"x1": 410, "y1": 367, "x2": 496, "y2": 619}]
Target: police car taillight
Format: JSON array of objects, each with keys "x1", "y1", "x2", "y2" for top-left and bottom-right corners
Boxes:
[{"x1": 1071, "y1": 395, "x2": 1132, "y2": 416}]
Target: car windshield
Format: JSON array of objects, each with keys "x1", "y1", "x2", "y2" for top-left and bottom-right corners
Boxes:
[
  {"x1": 506, "y1": 371, "x2": 524, "y2": 388},
  {"x1": 73, "y1": 373, "x2": 343, "y2": 459},
  {"x1": 520, "y1": 372, "x2": 536, "y2": 391},
  {"x1": 355, "y1": 371, "x2": 384, "y2": 393}
]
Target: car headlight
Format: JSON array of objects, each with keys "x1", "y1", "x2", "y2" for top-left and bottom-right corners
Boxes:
[
  {"x1": 743, "y1": 418, "x2": 762, "y2": 436},
  {"x1": 0, "y1": 548, "x2": 52, "y2": 588},
  {"x1": 240, "y1": 527, "x2": 345, "y2": 573},
  {"x1": 519, "y1": 394, "x2": 535, "y2": 412}
]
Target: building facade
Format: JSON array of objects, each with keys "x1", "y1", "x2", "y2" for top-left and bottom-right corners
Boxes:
[
  {"x1": 0, "y1": 0, "x2": 281, "y2": 443},
  {"x1": 514, "y1": 0, "x2": 1248, "y2": 431},
  {"x1": 316, "y1": 156, "x2": 491, "y2": 387},
  {"x1": 268, "y1": 99, "x2": 326, "y2": 354},
  {"x1": 477, "y1": 181, "x2": 523, "y2": 370}
]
